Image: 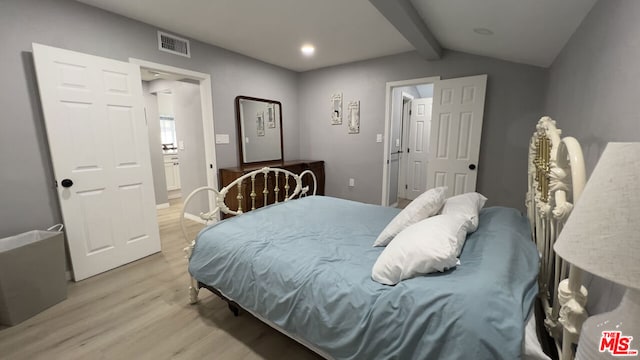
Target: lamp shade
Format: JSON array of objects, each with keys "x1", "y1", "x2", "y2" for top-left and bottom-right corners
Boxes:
[{"x1": 553, "y1": 142, "x2": 640, "y2": 290}]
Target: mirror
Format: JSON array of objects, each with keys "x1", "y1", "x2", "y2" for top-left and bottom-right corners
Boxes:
[{"x1": 236, "y1": 96, "x2": 283, "y2": 167}]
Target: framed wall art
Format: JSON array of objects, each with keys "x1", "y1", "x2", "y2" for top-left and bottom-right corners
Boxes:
[
  {"x1": 347, "y1": 100, "x2": 360, "y2": 134},
  {"x1": 257, "y1": 111, "x2": 265, "y2": 136},
  {"x1": 266, "y1": 104, "x2": 276, "y2": 129},
  {"x1": 331, "y1": 92, "x2": 342, "y2": 125}
]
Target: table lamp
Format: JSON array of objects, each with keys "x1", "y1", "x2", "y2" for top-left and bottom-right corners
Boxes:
[{"x1": 554, "y1": 142, "x2": 640, "y2": 359}]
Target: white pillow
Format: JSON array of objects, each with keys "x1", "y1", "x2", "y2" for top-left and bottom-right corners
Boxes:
[
  {"x1": 440, "y1": 192, "x2": 487, "y2": 233},
  {"x1": 373, "y1": 187, "x2": 446, "y2": 247},
  {"x1": 371, "y1": 214, "x2": 469, "y2": 285}
]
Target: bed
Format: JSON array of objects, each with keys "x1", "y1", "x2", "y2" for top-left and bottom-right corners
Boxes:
[{"x1": 180, "y1": 116, "x2": 588, "y2": 359}]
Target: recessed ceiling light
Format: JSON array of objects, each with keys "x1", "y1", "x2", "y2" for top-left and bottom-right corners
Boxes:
[
  {"x1": 473, "y1": 28, "x2": 494, "y2": 36},
  {"x1": 301, "y1": 44, "x2": 315, "y2": 56}
]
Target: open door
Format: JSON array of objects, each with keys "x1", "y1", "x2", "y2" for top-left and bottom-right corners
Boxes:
[
  {"x1": 33, "y1": 43, "x2": 161, "y2": 281},
  {"x1": 405, "y1": 97, "x2": 433, "y2": 200},
  {"x1": 426, "y1": 75, "x2": 487, "y2": 196}
]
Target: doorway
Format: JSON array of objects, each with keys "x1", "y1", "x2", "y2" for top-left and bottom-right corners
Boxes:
[
  {"x1": 382, "y1": 77, "x2": 439, "y2": 207},
  {"x1": 130, "y1": 59, "x2": 218, "y2": 224},
  {"x1": 381, "y1": 74, "x2": 488, "y2": 206}
]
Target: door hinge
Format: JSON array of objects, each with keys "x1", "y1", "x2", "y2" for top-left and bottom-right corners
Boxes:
[
  {"x1": 407, "y1": 148, "x2": 410, "y2": 153},
  {"x1": 405, "y1": 184, "x2": 408, "y2": 190},
  {"x1": 409, "y1": 109, "x2": 412, "y2": 115}
]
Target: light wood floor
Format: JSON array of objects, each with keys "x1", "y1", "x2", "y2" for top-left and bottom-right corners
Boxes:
[
  {"x1": 0, "y1": 199, "x2": 322, "y2": 360},
  {"x1": 397, "y1": 198, "x2": 411, "y2": 209}
]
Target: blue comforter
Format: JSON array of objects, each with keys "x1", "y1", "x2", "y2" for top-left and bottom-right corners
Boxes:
[{"x1": 189, "y1": 196, "x2": 538, "y2": 359}]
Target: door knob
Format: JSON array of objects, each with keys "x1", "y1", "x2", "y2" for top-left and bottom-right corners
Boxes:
[
  {"x1": 61, "y1": 179, "x2": 74, "y2": 188},
  {"x1": 468, "y1": 164, "x2": 476, "y2": 170}
]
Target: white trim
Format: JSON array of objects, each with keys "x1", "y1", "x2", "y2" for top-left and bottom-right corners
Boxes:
[
  {"x1": 183, "y1": 212, "x2": 208, "y2": 225},
  {"x1": 167, "y1": 192, "x2": 182, "y2": 200},
  {"x1": 381, "y1": 76, "x2": 439, "y2": 206},
  {"x1": 65, "y1": 270, "x2": 73, "y2": 281},
  {"x1": 129, "y1": 58, "x2": 219, "y2": 219},
  {"x1": 396, "y1": 92, "x2": 415, "y2": 200},
  {"x1": 156, "y1": 203, "x2": 170, "y2": 209}
]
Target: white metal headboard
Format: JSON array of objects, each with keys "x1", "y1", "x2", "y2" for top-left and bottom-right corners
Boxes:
[
  {"x1": 180, "y1": 166, "x2": 317, "y2": 303},
  {"x1": 526, "y1": 116, "x2": 587, "y2": 360}
]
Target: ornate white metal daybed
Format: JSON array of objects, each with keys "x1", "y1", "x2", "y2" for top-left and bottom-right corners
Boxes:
[{"x1": 179, "y1": 116, "x2": 590, "y2": 359}]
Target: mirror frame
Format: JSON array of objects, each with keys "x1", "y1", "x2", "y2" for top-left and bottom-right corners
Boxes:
[{"x1": 235, "y1": 95, "x2": 284, "y2": 168}]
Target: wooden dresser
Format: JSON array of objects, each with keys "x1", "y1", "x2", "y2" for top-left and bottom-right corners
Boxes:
[{"x1": 219, "y1": 160, "x2": 325, "y2": 218}]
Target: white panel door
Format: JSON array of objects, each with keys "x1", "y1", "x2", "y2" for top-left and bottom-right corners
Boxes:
[
  {"x1": 427, "y1": 75, "x2": 487, "y2": 197},
  {"x1": 33, "y1": 43, "x2": 161, "y2": 281},
  {"x1": 406, "y1": 98, "x2": 433, "y2": 200}
]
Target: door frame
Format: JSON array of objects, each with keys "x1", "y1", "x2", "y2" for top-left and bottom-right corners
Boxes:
[
  {"x1": 396, "y1": 91, "x2": 414, "y2": 202},
  {"x1": 381, "y1": 76, "x2": 439, "y2": 206},
  {"x1": 129, "y1": 58, "x2": 218, "y2": 218}
]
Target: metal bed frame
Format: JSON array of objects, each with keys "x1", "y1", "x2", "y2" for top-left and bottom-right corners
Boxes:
[
  {"x1": 526, "y1": 116, "x2": 588, "y2": 360},
  {"x1": 180, "y1": 116, "x2": 589, "y2": 359}
]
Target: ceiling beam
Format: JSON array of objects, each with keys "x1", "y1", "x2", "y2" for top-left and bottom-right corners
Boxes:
[{"x1": 369, "y1": 0, "x2": 442, "y2": 60}]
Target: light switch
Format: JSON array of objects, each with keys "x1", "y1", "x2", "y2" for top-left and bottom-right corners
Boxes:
[
  {"x1": 215, "y1": 134, "x2": 230, "y2": 144},
  {"x1": 376, "y1": 134, "x2": 383, "y2": 143},
  {"x1": 178, "y1": 140, "x2": 184, "y2": 150},
  {"x1": 395, "y1": 138, "x2": 400, "y2": 147},
  {"x1": 349, "y1": 178, "x2": 355, "y2": 187}
]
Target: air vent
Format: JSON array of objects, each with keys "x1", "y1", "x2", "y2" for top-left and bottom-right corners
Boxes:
[{"x1": 157, "y1": 31, "x2": 190, "y2": 58}]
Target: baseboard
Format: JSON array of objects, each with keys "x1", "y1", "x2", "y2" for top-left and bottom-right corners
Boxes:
[
  {"x1": 390, "y1": 202, "x2": 399, "y2": 208},
  {"x1": 167, "y1": 193, "x2": 182, "y2": 200},
  {"x1": 156, "y1": 203, "x2": 170, "y2": 209},
  {"x1": 184, "y1": 212, "x2": 208, "y2": 225}
]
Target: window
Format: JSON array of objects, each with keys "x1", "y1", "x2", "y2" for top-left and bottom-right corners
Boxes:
[{"x1": 160, "y1": 115, "x2": 177, "y2": 150}]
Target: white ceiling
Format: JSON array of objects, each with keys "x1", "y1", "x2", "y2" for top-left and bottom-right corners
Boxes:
[
  {"x1": 76, "y1": 0, "x2": 413, "y2": 72},
  {"x1": 410, "y1": 0, "x2": 598, "y2": 67},
  {"x1": 76, "y1": 0, "x2": 597, "y2": 71}
]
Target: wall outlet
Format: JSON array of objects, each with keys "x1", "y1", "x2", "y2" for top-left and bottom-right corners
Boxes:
[
  {"x1": 349, "y1": 178, "x2": 355, "y2": 187},
  {"x1": 376, "y1": 134, "x2": 383, "y2": 143}
]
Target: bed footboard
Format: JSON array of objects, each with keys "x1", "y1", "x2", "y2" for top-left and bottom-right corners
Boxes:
[{"x1": 180, "y1": 167, "x2": 317, "y2": 305}]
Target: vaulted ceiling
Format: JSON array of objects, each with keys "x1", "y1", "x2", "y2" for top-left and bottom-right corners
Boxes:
[{"x1": 76, "y1": 0, "x2": 597, "y2": 71}]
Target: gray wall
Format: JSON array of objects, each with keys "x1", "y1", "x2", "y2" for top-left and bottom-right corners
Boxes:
[
  {"x1": 0, "y1": 0, "x2": 299, "y2": 238},
  {"x1": 544, "y1": 0, "x2": 637, "y2": 314},
  {"x1": 169, "y1": 81, "x2": 208, "y2": 215},
  {"x1": 545, "y1": 0, "x2": 640, "y2": 174},
  {"x1": 145, "y1": 79, "x2": 209, "y2": 215},
  {"x1": 142, "y1": 82, "x2": 169, "y2": 205},
  {"x1": 299, "y1": 50, "x2": 548, "y2": 209}
]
